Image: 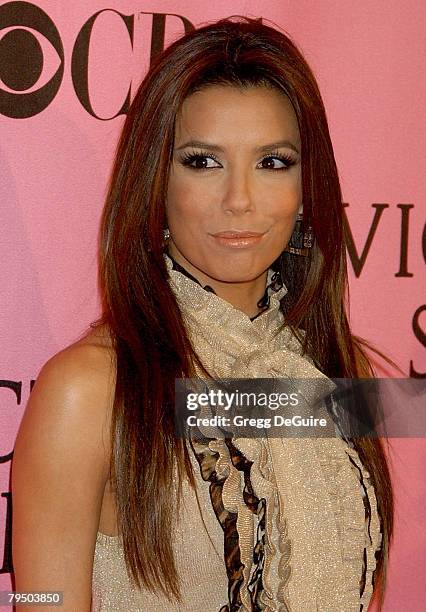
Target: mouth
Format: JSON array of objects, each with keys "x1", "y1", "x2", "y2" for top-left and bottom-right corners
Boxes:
[
  {"x1": 211, "y1": 230, "x2": 265, "y2": 238},
  {"x1": 209, "y1": 230, "x2": 266, "y2": 249}
]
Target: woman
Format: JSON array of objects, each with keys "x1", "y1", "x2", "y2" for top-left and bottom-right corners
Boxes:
[{"x1": 12, "y1": 16, "x2": 393, "y2": 612}]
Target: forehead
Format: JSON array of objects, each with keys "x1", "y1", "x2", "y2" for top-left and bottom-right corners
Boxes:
[{"x1": 175, "y1": 85, "x2": 301, "y2": 146}]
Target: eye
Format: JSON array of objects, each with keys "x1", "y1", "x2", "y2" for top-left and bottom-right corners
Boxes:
[
  {"x1": 179, "y1": 150, "x2": 221, "y2": 170},
  {"x1": 257, "y1": 153, "x2": 297, "y2": 171}
]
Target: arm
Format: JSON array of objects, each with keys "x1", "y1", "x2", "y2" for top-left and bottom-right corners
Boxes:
[{"x1": 11, "y1": 342, "x2": 115, "y2": 611}]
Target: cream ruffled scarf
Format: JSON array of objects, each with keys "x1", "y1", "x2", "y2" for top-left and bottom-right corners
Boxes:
[{"x1": 165, "y1": 252, "x2": 382, "y2": 611}]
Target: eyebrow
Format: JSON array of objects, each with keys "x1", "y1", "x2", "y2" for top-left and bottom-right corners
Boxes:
[{"x1": 174, "y1": 139, "x2": 300, "y2": 155}]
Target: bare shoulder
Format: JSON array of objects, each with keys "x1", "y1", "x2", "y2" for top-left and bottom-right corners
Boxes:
[
  {"x1": 46, "y1": 322, "x2": 116, "y2": 392},
  {"x1": 13, "y1": 321, "x2": 118, "y2": 491},
  {"x1": 36, "y1": 322, "x2": 117, "y2": 468},
  {"x1": 11, "y1": 323, "x2": 118, "y2": 601}
]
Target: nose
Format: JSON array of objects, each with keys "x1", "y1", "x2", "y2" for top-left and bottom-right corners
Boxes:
[{"x1": 221, "y1": 166, "x2": 254, "y2": 215}]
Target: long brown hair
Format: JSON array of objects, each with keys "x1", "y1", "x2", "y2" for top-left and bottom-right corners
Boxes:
[{"x1": 90, "y1": 15, "x2": 393, "y2": 608}]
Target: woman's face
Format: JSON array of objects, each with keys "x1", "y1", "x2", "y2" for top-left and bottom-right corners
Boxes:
[{"x1": 166, "y1": 84, "x2": 302, "y2": 287}]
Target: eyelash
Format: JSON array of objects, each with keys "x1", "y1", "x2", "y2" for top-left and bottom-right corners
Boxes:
[{"x1": 179, "y1": 149, "x2": 297, "y2": 171}]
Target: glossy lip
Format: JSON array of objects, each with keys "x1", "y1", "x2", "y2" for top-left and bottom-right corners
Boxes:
[
  {"x1": 209, "y1": 230, "x2": 266, "y2": 249},
  {"x1": 211, "y1": 230, "x2": 266, "y2": 238}
]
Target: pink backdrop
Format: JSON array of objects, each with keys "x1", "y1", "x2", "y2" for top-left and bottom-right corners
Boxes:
[{"x1": 1, "y1": 0, "x2": 425, "y2": 609}]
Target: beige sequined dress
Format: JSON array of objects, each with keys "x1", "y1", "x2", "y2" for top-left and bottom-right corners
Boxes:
[{"x1": 91, "y1": 253, "x2": 382, "y2": 611}]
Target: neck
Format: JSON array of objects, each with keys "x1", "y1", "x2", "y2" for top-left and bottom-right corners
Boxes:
[{"x1": 166, "y1": 249, "x2": 268, "y2": 319}]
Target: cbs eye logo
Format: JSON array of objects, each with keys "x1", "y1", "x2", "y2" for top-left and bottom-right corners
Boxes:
[
  {"x1": 0, "y1": 1, "x2": 193, "y2": 119},
  {"x1": 0, "y1": 1, "x2": 64, "y2": 118}
]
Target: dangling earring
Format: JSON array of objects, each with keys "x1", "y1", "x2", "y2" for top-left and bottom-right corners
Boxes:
[
  {"x1": 162, "y1": 227, "x2": 170, "y2": 249},
  {"x1": 284, "y1": 212, "x2": 313, "y2": 256}
]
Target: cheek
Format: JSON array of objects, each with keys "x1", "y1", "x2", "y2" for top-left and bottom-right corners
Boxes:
[
  {"x1": 166, "y1": 176, "x2": 187, "y2": 223},
  {"x1": 271, "y1": 185, "x2": 302, "y2": 222},
  {"x1": 166, "y1": 193, "x2": 205, "y2": 242},
  {"x1": 166, "y1": 175, "x2": 212, "y2": 225}
]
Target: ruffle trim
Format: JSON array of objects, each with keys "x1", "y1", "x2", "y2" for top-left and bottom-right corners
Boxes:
[
  {"x1": 190, "y1": 433, "x2": 292, "y2": 611},
  {"x1": 232, "y1": 437, "x2": 292, "y2": 611},
  {"x1": 314, "y1": 436, "x2": 383, "y2": 608}
]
